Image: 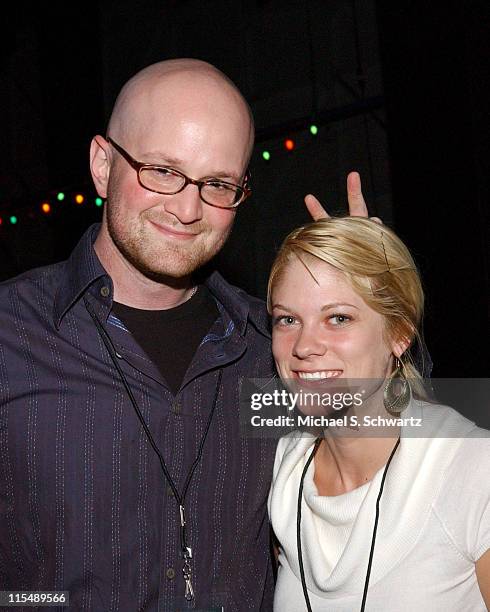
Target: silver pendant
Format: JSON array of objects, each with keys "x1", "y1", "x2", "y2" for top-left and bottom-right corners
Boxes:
[{"x1": 182, "y1": 546, "x2": 194, "y2": 601}]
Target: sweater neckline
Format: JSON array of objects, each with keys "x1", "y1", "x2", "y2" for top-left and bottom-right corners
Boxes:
[
  {"x1": 303, "y1": 467, "x2": 370, "y2": 527},
  {"x1": 271, "y1": 401, "x2": 475, "y2": 599}
]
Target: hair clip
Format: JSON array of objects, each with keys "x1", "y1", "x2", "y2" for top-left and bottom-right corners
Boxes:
[{"x1": 380, "y1": 230, "x2": 391, "y2": 272}]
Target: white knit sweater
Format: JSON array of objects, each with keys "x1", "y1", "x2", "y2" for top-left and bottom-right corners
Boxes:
[{"x1": 268, "y1": 401, "x2": 490, "y2": 611}]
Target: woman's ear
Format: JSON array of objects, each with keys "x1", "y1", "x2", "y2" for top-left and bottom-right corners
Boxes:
[
  {"x1": 90, "y1": 136, "x2": 111, "y2": 198},
  {"x1": 391, "y1": 335, "x2": 412, "y2": 359}
]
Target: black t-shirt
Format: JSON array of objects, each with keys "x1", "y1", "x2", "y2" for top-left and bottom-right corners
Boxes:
[{"x1": 111, "y1": 285, "x2": 219, "y2": 395}]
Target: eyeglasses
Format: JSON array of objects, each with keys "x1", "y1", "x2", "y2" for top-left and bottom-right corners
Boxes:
[{"x1": 107, "y1": 137, "x2": 251, "y2": 209}]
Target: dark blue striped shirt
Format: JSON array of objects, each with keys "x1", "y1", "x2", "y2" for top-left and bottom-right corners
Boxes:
[{"x1": 0, "y1": 224, "x2": 276, "y2": 611}]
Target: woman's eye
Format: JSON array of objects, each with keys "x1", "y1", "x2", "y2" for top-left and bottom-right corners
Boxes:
[
  {"x1": 329, "y1": 314, "x2": 351, "y2": 326},
  {"x1": 273, "y1": 315, "x2": 297, "y2": 326}
]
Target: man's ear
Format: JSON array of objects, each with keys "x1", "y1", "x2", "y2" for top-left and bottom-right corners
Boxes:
[{"x1": 90, "y1": 136, "x2": 111, "y2": 198}]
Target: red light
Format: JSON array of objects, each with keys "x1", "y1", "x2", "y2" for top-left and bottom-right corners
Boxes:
[
  {"x1": 41, "y1": 202, "x2": 51, "y2": 214},
  {"x1": 0, "y1": 217, "x2": 3, "y2": 225},
  {"x1": 285, "y1": 138, "x2": 295, "y2": 151},
  {"x1": 75, "y1": 194, "x2": 85, "y2": 204}
]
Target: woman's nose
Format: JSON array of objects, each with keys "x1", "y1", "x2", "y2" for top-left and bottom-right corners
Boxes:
[{"x1": 292, "y1": 326, "x2": 327, "y2": 360}]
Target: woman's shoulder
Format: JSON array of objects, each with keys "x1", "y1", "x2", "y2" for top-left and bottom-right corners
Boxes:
[
  {"x1": 275, "y1": 431, "x2": 316, "y2": 459},
  {"x1": 269, "y1": 432, "x2": 317, "y2": 519},
  {"x1": 411, "y1": 399, "x2": 490, "y2": 477},
  {"x1": 272, "y1": 431, "x2": 317, "y2": 479},
  {"x1": 443, "y1": 422, "x2": 490, "y2": 490},
  {"x1": 419, "y1": 401, "x2": 490, "y2": 561},
  {"x1": 412, "y1": 398, "x2": 490, "y2": 439}
]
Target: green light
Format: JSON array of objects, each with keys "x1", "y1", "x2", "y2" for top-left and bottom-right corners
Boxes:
[
  {"x1": 262, "y1": 151, "x2": 271, "y2": 161},
  {"x1": 95, "y1": 197, "x2": 103, "y2": 207},
  {"x1": 310, "y1": 124, "x2": 318, "y2": 135},
  {"x1": 57, "y1": 192, "x2": 65, "y2": 201},
  {"x1": 9, "y1": 216, "x2": 17, "y2": 225}
]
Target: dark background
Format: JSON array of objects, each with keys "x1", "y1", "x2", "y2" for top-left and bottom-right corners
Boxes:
[{"x1": 1, "y1": 1, "x2": 489, "y2": 377}]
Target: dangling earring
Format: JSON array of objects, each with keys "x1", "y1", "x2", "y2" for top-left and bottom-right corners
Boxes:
[{"x1": 384, "y1": 357, "x2": 411, "y2": 414}]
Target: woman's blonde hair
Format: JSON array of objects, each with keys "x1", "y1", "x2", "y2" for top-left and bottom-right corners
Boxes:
[{"x1": 268, "y1": 217, "x2": 428, "y2": 395}]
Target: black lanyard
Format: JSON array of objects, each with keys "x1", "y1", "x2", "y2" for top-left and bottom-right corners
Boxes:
[
  {"x1": 84, "y1": 296, "x2": 222, "y2": 602},
  {"x1": 297, "y1": 436, "x2": 400, "y2": 611}
]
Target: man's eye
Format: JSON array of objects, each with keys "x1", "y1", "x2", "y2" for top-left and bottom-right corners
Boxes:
[
  {"x1": 207, "y1": 181, "x2": 233, "y2": 192},
  {"x1": 154, "y1": 168, "x2": 173, "y2": 177}
]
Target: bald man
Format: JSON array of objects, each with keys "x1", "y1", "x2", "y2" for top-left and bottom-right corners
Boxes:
[{"x1": 0, "y1": 59, "x2": 368, "y2": 611}]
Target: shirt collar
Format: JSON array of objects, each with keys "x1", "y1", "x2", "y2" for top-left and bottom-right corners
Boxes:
[
  {"x1": 53, "y1": 223, "x2": 111, "y2": 329},
  {"x1": 53, "y1": 223, "x2": 271, "y2": 339},
  {"x1": 205, "y1": 271, "x2": 271, "y2": 339}
]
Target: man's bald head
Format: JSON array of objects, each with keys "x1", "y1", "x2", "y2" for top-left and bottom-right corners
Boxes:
[
  {"x1": 107, "y1": 59, "x2": 254, "y2": 165},
  {"x1": 91, "y1": 59, "x2": 254, "y2": 288}
]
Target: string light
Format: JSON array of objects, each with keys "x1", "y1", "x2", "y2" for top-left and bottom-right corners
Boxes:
[
  {"x1": 2, "y1": 123, "x2": 325, "y2": 223},
  {"x1": 0, "y1": 186, "x2": 109, "y2": 229}
]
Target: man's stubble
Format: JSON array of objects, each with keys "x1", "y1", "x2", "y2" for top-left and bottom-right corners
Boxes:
[{"x1": 105, "y1": 186, "x2": 233, "y2": 282}]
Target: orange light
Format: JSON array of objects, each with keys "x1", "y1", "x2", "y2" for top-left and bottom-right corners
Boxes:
[
  {"x1": 41, "y1": 202, "x2": 51, "y2": 214},
  {"x1": 285, "y1": 138, "x2": 295, "y2": 151},
  {"x1": 75, "y1": 194, "x2": 85, "y2": 204},
  {"x1": 0, "y1": 217, "x2": 3, "y2": 225}
]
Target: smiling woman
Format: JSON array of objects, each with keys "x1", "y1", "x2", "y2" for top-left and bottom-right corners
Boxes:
[
  {"x1": 267, "y1": 217, "x2": 490, "y2": 611},
  {"x1": 268, "y1": 217, "x2": 425, "y2": 392}
]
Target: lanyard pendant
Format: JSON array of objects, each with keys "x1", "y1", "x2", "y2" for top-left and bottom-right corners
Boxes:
[
  {"x1": 180, "y1": 506, "x2": 195, "y2": 601},
  {"x1": 182, "y1": 545, "x2": 194, "y2": 601},
  {"x1": 184, "y1": 575, "x2": 195, "y2": 601}
]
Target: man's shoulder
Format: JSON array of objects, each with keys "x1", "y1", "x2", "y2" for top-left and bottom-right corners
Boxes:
[
  {"x1": 0, "y1": 261, "x2": 65, "y2": 307},
  {"x1": 229, "y1": 284, "x2": 270, "y2": 337},
  {"x1": 205, "y1": 272, "x2": 270, "y2": 338},
  {"x1": 232, "y1": 284, "x2": 267, "y2": 313}
]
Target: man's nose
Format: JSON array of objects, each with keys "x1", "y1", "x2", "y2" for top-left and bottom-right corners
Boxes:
[
  {"x1": 163, "y1": 183, "x2": 204, "y2": 224},
  {"x1": 292, "y1": 326, "x2": 327, "y2": 360}
]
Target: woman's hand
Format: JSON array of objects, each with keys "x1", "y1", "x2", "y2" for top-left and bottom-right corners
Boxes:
[{"x1": 304, "y1": 171, "x2": 382, "y2": 223}]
